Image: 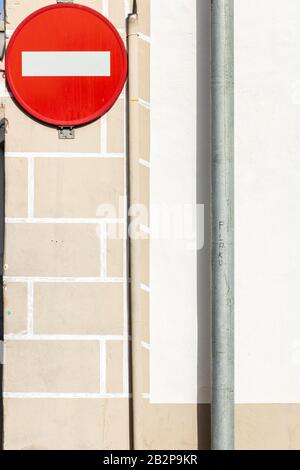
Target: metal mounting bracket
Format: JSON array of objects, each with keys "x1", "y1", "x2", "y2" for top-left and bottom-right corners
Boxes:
[{"x1": 58, "y1": 127, "x2": 75, "y2": 139}]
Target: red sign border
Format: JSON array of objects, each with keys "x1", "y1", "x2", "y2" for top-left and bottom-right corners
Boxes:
[{"x1": 5, "y1": 3, "x2": 128, "y2": 127}]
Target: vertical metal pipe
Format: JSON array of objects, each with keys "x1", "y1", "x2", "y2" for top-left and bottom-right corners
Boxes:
[
  {"x1": 211, "y1": 0, "x2": 234, "y2": 450},
  {"x1": 126, "y1": 0, "x2": 141, "y2": 450}
]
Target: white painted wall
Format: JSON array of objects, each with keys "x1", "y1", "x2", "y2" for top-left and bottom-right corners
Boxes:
[
  {"x1": 150, "y1": 0, "x2": 210, "y2": 404},
  {"x1": 150, "y1": 0, "x2": 300, "y2": 406},
  {"x1": 235, "y1": 0, "x2": 300, "y2": 403}
]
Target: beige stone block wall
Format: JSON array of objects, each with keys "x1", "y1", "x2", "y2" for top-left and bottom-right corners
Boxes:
[
  {"x1": 5, "y1": 99, "x2": 103, "y2": 154},
  {"x1": 5, "y1": 224, "x2": 102, "y2": 277},
  {"x1": 33, "y1": 283, "x2": 123, "y2": 335},
  {"x1": 107, "y1": 100, "x2": 125, "y2": 153},
  {"x1": 4, "y1": 398, "x2": 129, "y2": 450},
  {"x1": 5, "y1": 157, "x2": 27, "y2": 217},
  {"x1": 138, "y1": 40, "x2": 150, "y2": 102},
  {"x1": 34, "y1": 158, "x2": 124, "y2": 218},
  {"x1": 3, "y1": 0, "x2": 130, "y2": 450},
  {"x1": 106, "y1": 340, "x2": 124, "y2": 393},
  {"x1": 5, "y1": 341, "x2": 100, "y2": 393},
  {"x1": 4, "y1": 283, "x2": 27, "y2": 335},
  {"x1": 6, "y1": 1, "x2": 106, "y2": 31}
]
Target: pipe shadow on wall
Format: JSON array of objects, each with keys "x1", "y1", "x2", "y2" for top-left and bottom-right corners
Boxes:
[{"x1": 197, "y1": 0, "x2": 212, "y2": 450}]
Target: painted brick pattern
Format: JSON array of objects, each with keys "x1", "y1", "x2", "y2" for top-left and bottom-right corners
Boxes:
[{"x1": 3, "y1": 0, "x2": 131, "y2": 450}]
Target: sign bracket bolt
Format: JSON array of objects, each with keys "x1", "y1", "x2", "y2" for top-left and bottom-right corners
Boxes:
[{"x1": 58, "y1": 127, "x2": 75, "y2": 139}]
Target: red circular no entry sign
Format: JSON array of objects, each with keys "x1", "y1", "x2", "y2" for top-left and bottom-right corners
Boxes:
[{"x1": 5, "y1": 4, "x2": 128, "y2": 127}]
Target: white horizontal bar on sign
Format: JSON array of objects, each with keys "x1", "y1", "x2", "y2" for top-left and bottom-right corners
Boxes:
[{"x1": 22, "y1": 51, "x2": 111, "y2": 77}]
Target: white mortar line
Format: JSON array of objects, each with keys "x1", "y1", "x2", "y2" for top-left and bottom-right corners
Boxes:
[
  {"x1": 138, "y1": 99, "x2": 151, "y2": 110},
  {"x1": 100, "y1": 115, "x2": 108, "y2": 154},
  {"x1": 138, "y1": 32, "x2": 151, "y2": 43},
  {"x1": 100, "y1": 224, "x2": 108, "y2": 278},
  {"x1": 102, "y1": 0, "x2": 109, "y2": 18},
  {"x1": 99, "y1": 340, "x2": 107, "y2": 394},
  {"x1": 140, "y1": 283, "x2": 150, "y2": 293},
  {"x1": 3, "y1": 392, "x2": 131, "y2": 399},
  {"x1": 5, "y1": 218, "x2": 124, "y2": 225},
  {"x1": 4, "y1": 277, "x2": 124, "y2": 284},
  {"x1": 141, "y1": 341, "x2": 150, "y2": 351},
  {"x1": 27, "y1": 157, "x2": 34, "y2": 218},
  {"x1": 6, "y1": 152, "x2": 124, "y2": 159},
  {"x1": 0, "y1": 82, "x2": 11, "y2": 98},
  {"x1": 4, "y1": 335, "x2": 124, "y2": 342},
  {"x1": 140, "y1": 224, "x2": 150, "y2": 235},
  {"x1": 139, "y1": 158, "x2": 151, "y2": 169},
  {"x1": 27, "y1": 282, "x2": 34, "y2": 336},
  {"x1": 5, "y1": 30, "x2": 12, "y2": 38},
  {"x1": 124, "y1": 0, "x2": 131, "y2": 17},
  {"x1": 142, "y1": 393, "x2": 150, "y2": 400}
]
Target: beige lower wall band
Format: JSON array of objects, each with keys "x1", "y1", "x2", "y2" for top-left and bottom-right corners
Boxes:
[
  {"x1": 7, "y1": 400, "x2": 300, "y2": 450},
  {"x1": 4, "y1": 399, "x2": 210, "y2": 450},
  {"x1": 236, "y1": 405, "x2": 300, "y2": 450}
]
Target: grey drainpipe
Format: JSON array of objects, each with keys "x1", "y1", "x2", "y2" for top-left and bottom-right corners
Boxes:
[{"x1": 211, "y1": 0, "x2": 235, "y2": 450}]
